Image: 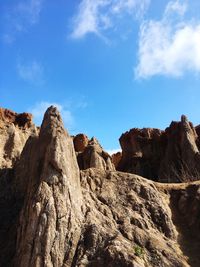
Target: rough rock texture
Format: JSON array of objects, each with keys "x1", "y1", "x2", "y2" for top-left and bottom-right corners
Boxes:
[
  {"x1": 118, "y1": 115, "x2": 200, "y2": 182},
  {"x1": 14, "y1": 106, "x2": 83, "y2": 267},
  {"x1": 74, "y1": 134, "x2": 89, "y2": 153},
  {"x1": 118, "y1": 128, "x2": 165, "y2": 181},
  {"x1": 0, "y1": 108, "x2": 38, "y2": 168},
  {"x1": 74, "y1": 135, "x2": 115, "y2": 171},
  {"x1": 77, "y1": 169, "x2": 190, "y2": 267},
  {"x1": 1, "y1": 107, "x2": 200, "y2": 267},
  {"x1": 159, "y1": 115, "x2": 200, "y2": 182},
  {"x1": 111, "y1": 151, "x2": 122, "y2": 169}
]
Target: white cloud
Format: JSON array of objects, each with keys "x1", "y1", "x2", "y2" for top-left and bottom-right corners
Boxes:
[
  {"x1": 135, "y1": 0, "x2": 200, "y2": 79},
  {"x1": 29, "y1": 101, "x2": 74, "y2": 128},
  {"x1": 164, "y1": 0, "x2": 187, "y2": 17},
  {"x1": 70, "y1": 0, "x2": 150, "y2": 39},
  {"x1": 106, "y1": 148, "x2": 121, "y2": 155},
  {"x1": 111, "y1": 0, "x2": 150, "y2": 17},
  {"x1": 17, "y1": 60, "x2": 44, "y2": 84},
  {"x1": 2, "y1": 0, "x2": 43, "y2": 42}
]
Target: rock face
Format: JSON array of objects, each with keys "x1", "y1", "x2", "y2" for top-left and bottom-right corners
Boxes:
[
  {"x1": 1, "y1": 107, "x2": 200, "y2": 267},
  {"x1": 15, "y1": 106, "x2": 83, "y2": 267},
  {"x1": 111, "y1": 151, "x2": 122, "y2": 168},
  {"x1": 0, "y1": 108, "x2": 37, "y2": 168},
  {"x1": 118, "y1": 115, "x2": 200, "y2": 182},
  {"x1": 118, "y1": 128, "x2": 165, "y2": 180},
  {"x1": 74, "y1": 134, "x2": 89, "y2": 152},
  {"x1": 73, "y1": 135, "x2": 115, "y2": 171}
]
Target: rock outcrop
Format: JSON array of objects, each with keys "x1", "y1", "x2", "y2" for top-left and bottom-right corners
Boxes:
[
  {"x1": 118, "y1": 115, "x2": 200, "y2": 182},
  {"x1": 73, "y1": 134, "x2": 89, "y2": 152},
  {"x1": 1, "y1": 107, "x2": 200, "y2": 267},
  {"x1": 73, "y1": 135, "x2": 115, "y2": 171},
  {"x1": 111, "y1": 151, "x2": 122, "y2": 169},
  {"x1": 15, "y1": 106, "x2": 83, "y2": 267},
  {"x1": 0, "y1": 108, "x2": 38, "y2": 168}
]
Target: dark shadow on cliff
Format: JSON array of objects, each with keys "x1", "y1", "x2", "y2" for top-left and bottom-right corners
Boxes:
[
  {"x1": 169, "y1": 186, "x2": 200, "y2": 267},
  {"x1": 0, "y1": 168, "x2": 23, "y2": 267}
]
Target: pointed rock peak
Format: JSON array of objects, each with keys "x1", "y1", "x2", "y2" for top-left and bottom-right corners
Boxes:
[
  {"x1": 90, "y1": 136, "x2": 101, "y2": 147},
  {"x1": 181, "y1": 114, "x2": 188, "y2": 123},
  {"x1": 40, "y1": 106, "x2": 66, "y2": 135}
]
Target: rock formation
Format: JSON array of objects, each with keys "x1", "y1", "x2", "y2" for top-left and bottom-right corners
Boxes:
[
  {"x1": 0, "y1": 108, "x2": 38, "y2": 168},
  {"x1": 73, "y1": 134, "x2": 115, "y2": 171},
  {"x1": 1, "y1": 107, "x2": 200, "y2": 267},
  {"x1": 15, "y1": 106, "x2": 83, "y2": 267},
  {"x1": 111, "y1": 151, "x2": 122, "y2": 169},
  {"x1": 118, "y1": 115, "x2": 200, "y2": 182}
]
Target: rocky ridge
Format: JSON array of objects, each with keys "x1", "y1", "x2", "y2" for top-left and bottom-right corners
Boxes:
[
  {"x1": 0, "y1": 108, "x2": 38, "y2": 168},
  {"x1": 0, "y1": 107, "x2": 200, "y2": 267},
  {"x1": 117, "y1": 115, "x2": 200, "y2": 183}
]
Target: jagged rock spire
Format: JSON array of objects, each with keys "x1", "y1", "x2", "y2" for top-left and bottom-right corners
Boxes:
[{"x1": 15, "y1": 106, "x2": 83, "y2": 267}]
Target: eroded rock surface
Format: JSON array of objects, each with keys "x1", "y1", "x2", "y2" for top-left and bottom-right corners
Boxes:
[
  {"x1": 0, "y1": 108, "x2": 38, "y2": 168},
  {"x1": 73, "y1": 135, "x2": 115, "y2": 171},
  {"x1": 111, "y1": 151, "x2": 122, "y2": 169},
  {"x1": 118, "y1": 115, "x2": 200, "y2": 182},
  {"x1": 0, "y1": 107, "x2": 200, "y2": 267},
  {"x1": 15, "y1": 106, "x2": 83, "y2": 267}
]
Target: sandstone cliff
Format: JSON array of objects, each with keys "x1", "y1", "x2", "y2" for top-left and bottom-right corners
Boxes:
[
  {"x1": 0, "y1": 108, "x2": 38, "y2": 168},
  {"x1": 118, "y1": 115, "x2": 200, "y2": 182},
  {"x1": 0, "y1": 107, "x2": 200, "y2": 267},
  {"x1": 73, "y1": 134, "x2": 115, "y2": 171}
]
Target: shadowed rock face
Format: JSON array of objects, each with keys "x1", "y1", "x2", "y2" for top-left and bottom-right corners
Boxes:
[
  {"x1": 118, "y1": 115, "x2": 200, "y2": 183},
  {"x1": 0, "y1": 107, "x2": 200, "y2": 267}
]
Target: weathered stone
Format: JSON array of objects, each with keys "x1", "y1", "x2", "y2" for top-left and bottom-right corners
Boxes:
[
  {"x1": 0, "y1": 107, "x2": 200, "y2": 267},
  {"x1": 118, "y1": 115, "x2": 200, "y2": 182},
  {"x1": 75, "y1": 136, "x2": 115, "y2": 171},
  {"x1": 0, "y1": 108, "x2": 38, "y2": 168},
  {"x1": 73, "y1": 134, "x2": 89, "y2": 152},
  {"x1": 111, "y1": 151, "x2": 122, "y2": 169},
  {"x1": 14, "y1": 106, "x2": 83, "y2": 267},
  {"x1": 118, "y1": 128, "x2": 165, "y2": 181}
]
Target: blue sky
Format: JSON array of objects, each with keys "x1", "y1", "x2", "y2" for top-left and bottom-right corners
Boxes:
[{"x1": 1, "y1": 0, "x2": 200, "y2": 153}]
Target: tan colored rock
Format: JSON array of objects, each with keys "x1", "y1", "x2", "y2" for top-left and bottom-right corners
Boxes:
[
  {"x1": 76, "y1": 136, "x2": 115, "y2": 171},
  {"x1": 0, "y1": 108, "x2": 38, "y2": 168},
  {"x1": 72, "y1": 169, "x2": 190, "y2": 267},
  {"x1": 1, "y1": 107, "x2": 200, "y2": 267},
  {"x1": 14, "y1": 106, "x2": 83, "y2": 267}
]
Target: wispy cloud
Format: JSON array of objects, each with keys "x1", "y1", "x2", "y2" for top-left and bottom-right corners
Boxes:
[
  {"x1": 70, "y1": 0, "x2": 150, "y2": 39},
  {"x1": 2, "y1": 0, "x2": 43, "y2": 43},
  {"x1": 135, "y1": 0, "x2": 200, "y2": 79},
  {"x1": 17, "y1": 60, "x2": 44, "y2": 85},
  {"x1": 29, "y1": 101, "x2": 74, "y2": 128}
]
